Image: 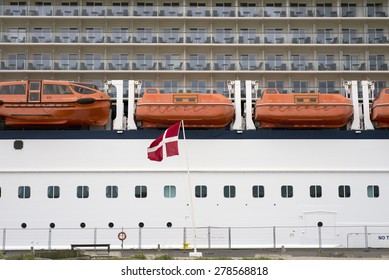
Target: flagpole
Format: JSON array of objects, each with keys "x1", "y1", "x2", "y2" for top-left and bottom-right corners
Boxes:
[{"x1": 181, "y1": 120, "x2": 202, "y2": 257}]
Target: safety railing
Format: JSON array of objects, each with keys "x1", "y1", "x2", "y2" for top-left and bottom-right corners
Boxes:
[{"x1": 0, "y1": 5, "x2": 388, "y2": 18}]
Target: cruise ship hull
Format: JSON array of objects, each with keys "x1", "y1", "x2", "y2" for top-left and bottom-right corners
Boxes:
[{"x1": 1, "y1": 130, "x2": 389, "y2": 250}]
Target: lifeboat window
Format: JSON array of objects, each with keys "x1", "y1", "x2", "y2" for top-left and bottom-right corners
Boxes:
[
  {"x1": 195, "y1": 185, "x2": 207, "y2": 198},
  {"x1": 265, "y1": 89, "x2": 278, "y2": 94},
  {"x1": 281, "y1": 185, "x2": 293, "y2": 198},
  {"x1": 367, "y1": 185, "x2": 379, "y2": 198},
  {"x1": 106, "y1": 185, "x2": 118, "y2": 198},
  {"x1": 0, "y1": 84, "x2": 26, "y2": 94},
  {"x1": 18, "y1": 186, "x2": 31, "y2": 199},
  {"x1": 164, "y1": 185, "x2": 176, "y2": 198},
  {"x1": 47, "y1": 186, "x2": 60, "y2": 199},
  {"x1": 71, "y1": 85, "x2": 96, "y2": 94},
  {"x1": 135, "y1": 185, "x2": 147, "y2": 198},
  {"x1": 310, "y1": 185, "x2": 322, "y2": 198},
  {"x1": 224, "y1": 185, "x2": 236, "y2": 198},
  {"x1": 252, "y1": 185, "x2": 265, "y2": 198},
  {"x1": 146, "y1": 89, "x2": 158, "y2": 94},
  {"x1": 338, "y1": 185, "x2": 351, "y2": 198},
  {"x1": 385, "y1": 89, "x2": 389, "y2": 94},
  {"x1": 44, "y1": 84, "x2": 72, "y2": 95},
  {"x1": 76, "y1": 185, "x2": 89, "y2": 198}
]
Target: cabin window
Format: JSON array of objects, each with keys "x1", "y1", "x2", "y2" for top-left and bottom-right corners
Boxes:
[
  {"x1": 44, "y1": 84, "x2": 72, "y2": 95},
  {"x1": 367, "y1": 185, "x2": 379, "y2": 198},
  {"x1": 281, "y1": 185, "x2": 293, "y2": 198},
  {"x1": 0, "y1": 84, "x2": 26, "y2": 94},
  {"x1": 310, "y1": 185, "x2": 322, "y2": 198},
  {"x1": 164, "y1": 185, "x2": 176, "y2": 198},
  {"x1": 47, "y1": 186, "x2": 60, "y2": 199},
  {"x1": 224, "y1": 185, "x2": 236, "y2": 198},
  {"x1": 77, "y1": 185, "x2": 89, "y2": 198},
  {"x1": 338, "y1": 185, "x2": 351, "y2": 198},
  {"x1": 71, "y1": 85, "x2": 96, "y2": 94},
  {"x1": 0, "y1": 187, "x2": 2, "y2": 198},
  {"x1": 195, "y1": 185, "x2": 207, "y2": 198},
  {"x1": 18, "y1": 186, "x2": 31, "y2": 199},
  {"x1": 135, "y1": 185, "x2": 147, "y2": 198},
  {"x1": 106, "y1": 185, "x2": 118, "y2": 198},
  {"x1": 252, "y1": 185, "x2": 265, "y2": 198}
]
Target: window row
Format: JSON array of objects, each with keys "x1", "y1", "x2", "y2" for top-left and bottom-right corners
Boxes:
[
  {"x1": 3, "y1": 28, "x2": 389, "y2": 45},
  {"x1": 1, "y1": 54, "x2": 388, "y2": 72},
  {"x1": 5, "y1": 184, "x2": 381, "y2": 199},
  {"x1": 2, "y1": 3, "x2": 388, "y2": 18}
]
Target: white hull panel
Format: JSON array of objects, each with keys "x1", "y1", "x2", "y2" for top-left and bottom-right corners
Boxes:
[{"x1": 1, "y1": 136, "x2": 389, "y2": 249}]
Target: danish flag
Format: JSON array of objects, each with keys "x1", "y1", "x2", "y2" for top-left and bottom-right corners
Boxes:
[{"x1": 147, "y1": 122, "x2": 181, "y2": 162}]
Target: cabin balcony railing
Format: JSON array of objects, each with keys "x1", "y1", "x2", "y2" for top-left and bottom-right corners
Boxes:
[
  {"x1": 0, "y1": 5, "x2": 388, "y2": 18},
  {"x1": 1, "y1": 59, "x2": 388, "y2": 73},
  {"x1": 1, "y1": 32, "x2": 389, "y2": 45}
]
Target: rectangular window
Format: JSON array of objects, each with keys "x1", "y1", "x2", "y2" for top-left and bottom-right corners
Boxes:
[
  {"x1": 48, "y1": 186, "x2": 60, "y2": 198},
  {"x1": 195, "y1": 185, "x2": 207, "y2": 198},
  {"x1": 281, "y1": 185, "x2": 293, "y2": 198},
  {"x1": 338, "y1": 185, "x2": 351, "y2": 198},
  {"x1": 164, "y1": 185, "x2": 176, "y2": 198},
  {"x1": 252, "y1": 185, "x2": 265, "y2": 198},
  {"x1": 310, "y1": 185, "x2": 322, "y2": 198},
  {"x1": 8, "y1": 53, "x2": 26, "y2": 70},
  {"x1": 106, "y1": 185, "x2": 118, "y2": 198},
  {"x1": 135, "y1": 185, "x2": 147, "y2": 198},
  {"x1": 224, "y1": 185, "x2": 236, "y2": 198},
  {"x1": 18, "y1": 186, "x2": 31, "y2": 198},
  {"x1": 367, "y1": 185, "x2": 379, "y2": 198},
  {"x1": 77, "y1": 185, "x2": 89, "y2": 198}
]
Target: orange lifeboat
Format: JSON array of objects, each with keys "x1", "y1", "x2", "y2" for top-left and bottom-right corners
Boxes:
[
  {"x1": 371, "y1": 88, "x2": 389, "y2": 128},
  {"x1": 135, "y1": 88, "x2": 234, "y2": 128},
  {"x1": 254, "y1": 88, "x2": 353, "y2": 128},
  {"x1": 0, "y1": 80, "x2": 110, "y2": 127}
]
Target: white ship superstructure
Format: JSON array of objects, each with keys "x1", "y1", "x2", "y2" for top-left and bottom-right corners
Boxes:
[{"x1": 0, "y1": 80, "x2": 388, "y2": 250}]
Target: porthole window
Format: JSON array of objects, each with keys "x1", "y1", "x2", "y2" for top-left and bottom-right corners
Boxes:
[
  {"x1": 167, "y1": 222, "x2": 172, "y2": 228},
  {"x1": 138, "y1": 222, "x2": 144, "y2": 228},
  {"x1": 108, "y1": 222, "x2": 114, "y2": 228},
  {"x1": 77, "y1": 185, "x2": 89, "y2": 198},
  {"x1": 18, "y1": 186, "x2": 31, "y2": 199},
  {"x1": 164, "y1": 185, "x2": 176, "y2": 198},
  {"x1": 338, "y1": 185, "x2": 351, "y2": 198},
  {"x1": 195, "y1": 185, "x2": 207, "y2": 198},
  {"x1": 50, "y1": 223, "x2": 55, "y2": 228},
  {"x1": 367, "y1": 185, "x2": 379, "y2": 198},
  {"x1": 21, "y1": 223, "x2": 27, "y2": 229},
  {"x1": 224, "y1": 185, "x2": 236, "y2": 198},
  {"x1": 106, "y1": 185, "x2": 118, "y2": 198},
  {"x1": 80, "y1": 222, "x2": 86, "y2": 228},
  {"x1": 135, "y1": 185, "x2": 147, "y2": 198},
  {"x1": 252, "y1": 185, "x2": 265, "y2": 198},
  {"x1": 48, "y1": 186, "x2": 60, "y2": 199},
  {"x1": 281, "y1": 185, "x2": 293, "y2": 198},
  {"x1": 310, "y1": 185, "x2": 322, "y2": 198}
]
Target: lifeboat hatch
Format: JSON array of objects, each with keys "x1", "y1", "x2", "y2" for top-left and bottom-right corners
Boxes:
[
  {"x1": 294, "y1": 94, "x2": 319, "y2": 104},
  {"x1": 28, "y1": 81, "x2": 41, "y2": 102},
  {"x1": 173, "y1": 94, "x2": 198, "y2": 104}
]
